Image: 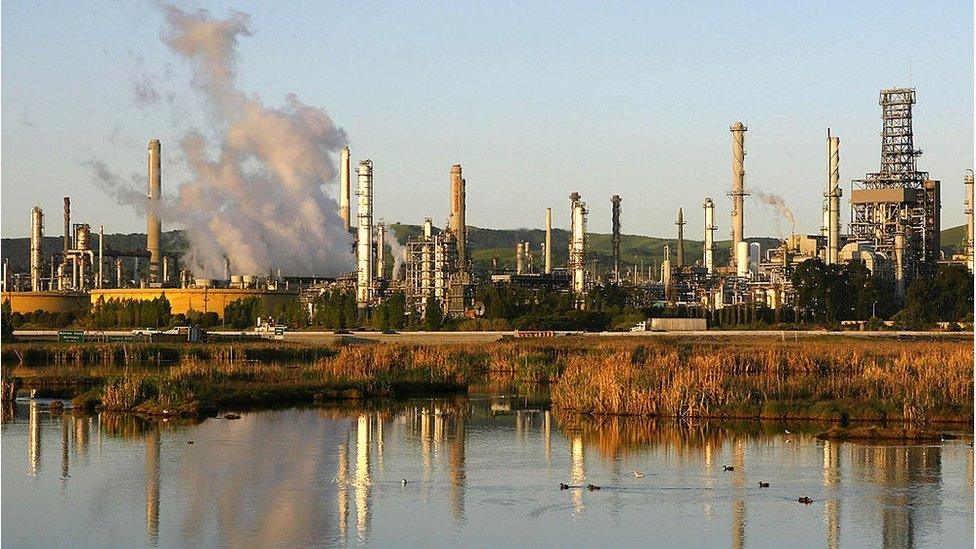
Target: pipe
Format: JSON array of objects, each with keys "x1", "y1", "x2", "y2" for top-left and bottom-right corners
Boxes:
[
  {"x1": 826, "y1": 130, "x2": 841, "y2": 264},
  {"x1": 63, "y1": 197, "x2": 71, "y2": 259},
  {"x1": 450, "y1": 165, "x2": 467, "y2": 270},
  {"x1": 376, "y1": 223, "x2": 386, "y2": 279},
  {"x1": 545, "y1": 207, "x2": 553, "y2": 274},
  {"x1": 675, "y1": 207, "x2": 685, "y2": 267},
  {"x1": 730, "y1": 122, "x2": 747, "y2": 265},
  {"x1": 356, "y1": 159, "x2": 374, "y2": 308},
  {"x1": 2, "y1": 258, "x2": 8, "y2": 292},
  {"x1": 340, "y1": 146, "x2": 351, "y2": 233},
  {"x1": 98, "y1": 225, "x2": 104, "y2": 289},
  {"x1": 894, "y1": 231, "x2": 906, "y2": 299},
  {"x1": 30, "y1": 207, "x2": 43, "y2": 292},
  {"x1": 147, "y1": 139, "x2": 162, "y2": 282},
  {"x1": 703, "y1": 198, "x2": 715, "y2": 274},
  {"x1": 162, "y1": 256, "x2": 169, "y2": 284}
]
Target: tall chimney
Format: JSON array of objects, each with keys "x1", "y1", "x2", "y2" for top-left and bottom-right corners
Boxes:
[
  {"x1": 376, "y1": 222, "x2": 386, "y2": 279},
  {"x1": 544, "y1": 207, "x2": 553, "y2": 274},
  {"x1": 675, "y1": 207, "x2": 686, "y2": 267},
  {"x1": 30, "y1": 207, "x2": 43, "y2": 292},
  {"x1": 611, "y1": 195, "x2": 621, "y2": 282},
  {"x1": 339, "y1": 146, "x2": 351, "y2": 233},
  {"x1": 730, "y1": 122, "x2": 748, "y2": 265},
  {"x1": 356, "y1": 159, "x2": 374, "y2": 308},
  {"x1": 147, "y1": 139, "x2": 162, "y2": 282},
  {"x1": 826, "y1": 130, "x2": 842, "y2": 264},
  {"x1": 516, "y1": 241, "x2": 524, "y2": 274},
  {"x1": 703, "y1": 198, "x2": 716, "y2": 274},
  {"x1": 450, "y1": 165, "x2": 467, "y2": 270},
  {"x1": 63, "y1": 197, "x2": 71, "y2": 257},
  {"x1": 966, "y1": 170, "x2": 974, "y2": 272}
]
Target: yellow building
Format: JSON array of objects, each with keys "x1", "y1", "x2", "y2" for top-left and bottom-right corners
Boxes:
[
  {"x1": 1, "y1": 292, "x2": 90, "y2": 314},
  {"x1": 89, "y1": 288, "x2": 299, "y2": 319}
]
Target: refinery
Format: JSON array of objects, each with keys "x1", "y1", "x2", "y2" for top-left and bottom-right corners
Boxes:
[{"x1": 1, "y1": 87, "x2": 973, "y2": 324}]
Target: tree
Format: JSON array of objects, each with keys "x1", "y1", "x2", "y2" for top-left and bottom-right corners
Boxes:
[
  {"x1": 1, "y1": 299, "x2": 13, "y2": 341},
  {"x1": 424, "y1": 296, "x2": 443, "y2": 331}
]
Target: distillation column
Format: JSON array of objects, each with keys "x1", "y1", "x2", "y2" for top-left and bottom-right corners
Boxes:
[
  {"x1": 376, "y1": 222, "x2": 386, "y2": 279},
  {"x1": 30, "y1": 207, "x2": 43, "y2": 291},
  {"x1": 450, "y1": 165, "x2": 467, "y2": 271},
  {"x1": 569, "y1": 193, "x2": 587, "y2": 297},
  {"x1": 147, "y1": 139, "x2": 162, "y2": 283},
  {"x1": 703, "y1": 198, "x2": 716, "y2": 274},
  {"x1": 966, "y1": 171, "x2": 974, "y2": 272},
  {"x1": 611, "y1": 195, "x2": 621, "y2": 282},
  {"x1": 729, "y1": 122, "x2": 748, "y2": 265},
  {"x1": 826, "y1": 131, "x2": 842, "y2": 264},
  {"x1": 356, "y1": 160, "x2": 374, "y2": 309},
  {"x1": 545, "y1": 207, "x2": 553, "y2": 274},
  {"x1": 340, "y1": 146, "x2": 351, "y2": 233}
]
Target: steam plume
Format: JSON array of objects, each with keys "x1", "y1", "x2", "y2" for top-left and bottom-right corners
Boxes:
[
  {"x1": 751, "y1": 189, "x2": 795, "y2": 234},
  {"x1": 94, "y1": 4, "x2": 353, "y2": 277}
]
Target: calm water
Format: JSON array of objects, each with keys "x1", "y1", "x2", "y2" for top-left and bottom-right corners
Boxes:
[{"x1": 2, "y1": 391, "x2": 973, "y2": 548}]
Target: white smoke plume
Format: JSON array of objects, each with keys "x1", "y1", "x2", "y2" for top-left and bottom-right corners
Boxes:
[
  {"x1": 386, "y1": 226, "x2": 408, "y2": 277},
  {"x1": 92, "y1": 4, "x2": 353, "y2": 277},
  {"x1": 751, "y1": 189, "x2": 795, "y2": 235}
]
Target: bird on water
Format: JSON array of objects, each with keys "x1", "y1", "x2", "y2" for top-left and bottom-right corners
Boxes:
[{"x1": 633, "y1": 470, "x2": 645, "y2": 478}]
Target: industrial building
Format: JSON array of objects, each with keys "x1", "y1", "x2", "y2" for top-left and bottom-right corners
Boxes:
[{"x1": 2, "y1": 87, "x2": 971, "y2": 326}]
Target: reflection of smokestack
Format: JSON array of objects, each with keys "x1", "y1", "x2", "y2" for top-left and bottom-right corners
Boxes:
[
  {"x1": 356, "y1": 160, "x2": 374, "y2": 308},
  {"x1": 611, "y1": 195, "x2": 621, "y2": 282},
  {"x1": 826, "y1": 130, "x2": 842, "y2": 264},
  {"x1": 30, "y1": 207, "x2": 43, "y2": 292},
  {"x1": 545, "y1": 207, "x2": 552, "y2": 274},
  {"x1": 450, "y1": 165, "x2": 467, "y2": 270},
  {"x1": 147, "y1": 139, "x2": 162, "y2": 282},
  {"x1": 966, "y1": 171, "x2": 974, "y2": 272},
  {"x1": 340, "y1": 146, "x2": 351, "y2": 233},
  {"x1": 730, "y1": 122, "x2": 748, "y2": 265},
  {"x1": 675, "y1": 207, "x2": 686, "y2": 267},
  {"x1": 703, "y1": 198, "x2": 716, "y2": 274}
]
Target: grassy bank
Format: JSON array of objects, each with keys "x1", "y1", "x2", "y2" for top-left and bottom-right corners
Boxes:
[
  {"x1": 4, "y1": 337, "x2": 971, "y2": 425},
  {"x1": 550, "y1": 338, "x2": 973, "y2": 423},
  {"x1": 1, "y1": 341, "x2": 340, "y2": 366}
]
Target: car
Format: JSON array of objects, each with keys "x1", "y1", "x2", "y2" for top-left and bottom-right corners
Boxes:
[
  {"x1": 334, "y1": 329, "x2": 352, "y2": 335},
  {"x1": 382, "y1": 330, "x2": 398, "y2": 335}
]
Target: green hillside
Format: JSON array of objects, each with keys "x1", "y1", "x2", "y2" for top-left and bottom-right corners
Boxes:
[{"x1": 2, "y1": 225, "x2": 967, "y2": 276}]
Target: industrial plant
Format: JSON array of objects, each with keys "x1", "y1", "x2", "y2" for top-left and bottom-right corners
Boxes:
[{"x1": 2, "y1": 87, "x2": 973, "y2": 326}]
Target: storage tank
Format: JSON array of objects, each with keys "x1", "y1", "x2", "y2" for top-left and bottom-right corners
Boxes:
[
  {"x1": 749, "y1": 242, "x2": 760, "y2": 272},
  {"x1": 736, "y1": 241, "x2": 749, "y2": 277}
]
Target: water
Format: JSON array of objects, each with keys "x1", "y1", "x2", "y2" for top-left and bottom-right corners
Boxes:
[{"x1": 2, "y1": 392, "x2": 972, "y2": 548}]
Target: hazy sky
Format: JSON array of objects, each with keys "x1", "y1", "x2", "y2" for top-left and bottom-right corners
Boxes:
[{"x1": 2, "y1": 1, "x2": 973, "y2": 240}]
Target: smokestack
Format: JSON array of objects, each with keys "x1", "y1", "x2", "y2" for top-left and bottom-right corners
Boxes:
[
  {"x1": 356, "y1": 159, "x2": 374, "y2": 308},
  {"x1": 611, "y1": 195, "x2": 621, "y2": 282},
  {"x1": 966, "y1": 170, "x2": 974, "y2": 272},
  {"x1": 147, "y1": 139, "x2": 162, "y2": 282},
  {"x1": 98, "y1": 225, "x2": 104, "y2": 289},
  {"x1": 730, "y1": 122, "x2": 748, "y2": 265},
  {"x1": 826, "y1": 130, "x2": 842, "y2": 264},
  {"x1": 30, "y1": 207, "x2": 43, "y2": 292},
  {"x1": 63, "y1": 197, "x2": 71, "y2": 257},
  {"x1": 545, "y1": 207, "x2": 553, "y2": 274},
  {"x1": 894, "y1": 231, "x2": 906, "y2": 299},
  {"x1": 450, "y1": 165, "x2": 467, "y2": 270},
  {"x1": 703, "y1": 198, "x2": 716, "y2": 274},
  {"x1": 736, "y1": 241, "x2": 749, "y2": 277},
  {"x1": 340, "y1": 146, "x2": 351, "y2": 233},
  {"x1": 376, "y1": 222, "x2": 386, "y2": 279},
  {"x1": 675, "y1": 207, "x2": 686, "y2": 267},
  {"x1": 569, "y1": 192, "x2": 587, "y2": 297},
  {"x1": 116, "y1": 258, "x2": 123, "y2": 288},
  {"x1": 423, "y1": 217, "x2": 433, "y2": 238},
  {"x1": 516, "y1": 241, "x2": 524, "y2": 274}
]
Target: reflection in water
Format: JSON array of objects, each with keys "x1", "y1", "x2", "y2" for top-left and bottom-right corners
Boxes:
[
  {"x1": 28, "y1": 401, "x2": 40, "y2": 477},
  {"x1": 146, "y1": 427, "x2": 160, "y2": 545},
  {"x1": 3, "y1": 394, "x2": 972, "y2": 548}
]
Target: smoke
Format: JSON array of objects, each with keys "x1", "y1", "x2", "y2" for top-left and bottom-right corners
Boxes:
[
  {"x1": 93, "y1": 4, "x2": 353, "y2": 277},
  {"x1": 387, "y1": 226, "x2": 408, "y2": 276},
  {"x1": 751, "y1": 189, "x2": 795, "y2": 235}
]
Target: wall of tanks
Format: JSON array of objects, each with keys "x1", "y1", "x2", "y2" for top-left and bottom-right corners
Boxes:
[{"x1": 3, "y1": 87, "x2": 973, "y2": 322}]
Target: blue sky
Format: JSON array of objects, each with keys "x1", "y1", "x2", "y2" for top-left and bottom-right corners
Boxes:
[{"x1": 2, "y1": 0, "x2": 972, "y2": 239}]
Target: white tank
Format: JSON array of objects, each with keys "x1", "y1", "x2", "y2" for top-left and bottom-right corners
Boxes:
[{"x1": 736, "y1": 241, "x2": 750, "y2": 277}]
